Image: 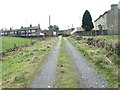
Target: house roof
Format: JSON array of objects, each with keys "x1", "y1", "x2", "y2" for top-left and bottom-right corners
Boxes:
[
  {"x1": 2, "y1": 29, "x2": 19, "y2": 32},
  {"x1": 94, "y1": 10, "x2": 109, "y2": 22},
  {"x1": 20, "y1": 26, "x2": 41, "y2": 30}
]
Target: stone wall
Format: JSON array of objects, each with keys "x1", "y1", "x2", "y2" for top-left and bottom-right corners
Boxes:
[
  {"x1": 74, "y1": 36, "x2": 118, "y2": 54},
  {"x1": 1, "y1": 37, "x2": 47, "y2": 56}
]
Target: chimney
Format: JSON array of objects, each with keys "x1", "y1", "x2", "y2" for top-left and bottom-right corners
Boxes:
[
  {"x1": 21, "y1": 26, "x2": 23, "y2": 29},
  {"x1": 30, "y1": 24, "x2": 32, "y2": 27},
  {"x1": 38, "y1": 24, "x2": 41, "y2": 29},
  {"x1": 111, "y1": 4, "x2": 118, "y2": 10},
  {"x1": 10, "y1": 27, "x2": 12, "y2": 30},
  {"x1": 38, "y1": 24, "x2": 40, "y2": 27}
]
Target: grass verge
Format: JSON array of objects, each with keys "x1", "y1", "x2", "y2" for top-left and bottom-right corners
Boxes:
[
  {"x1": 67, "y1": 37, "x2": 119, "y2": 88},
  {"x1": 55, "y1": 37, "x2": 79, "y2": 88},
  {"x1": 1, "y1": 37, "x2": 58, "y2": 88},
  {"x1": 95, "y1": 35, "x2": 119, "y2": 40}
]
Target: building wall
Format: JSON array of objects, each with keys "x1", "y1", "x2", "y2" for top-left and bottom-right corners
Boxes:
[
  {"x1": 107, "y1": 9, "x2": 119, "y2": 35},
  {"x1": 94, "y1": 20, "x2": 98, "y2": 30},
  {"x1": 94, "y1": 5, "x2": 120, "y2": 35},
  {"x1": 104, "y1": 14, "x2": 108, "y2": 30},
  {"x1": 118, "y1": 9, "x2": 120, "y2": 35},
  {"x1": 94, "y1": 13, "x2": 108, "y2": 30}
]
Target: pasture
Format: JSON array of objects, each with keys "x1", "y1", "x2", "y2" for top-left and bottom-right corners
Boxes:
[
  {"x1": 1, "y1": 37, "x2": 58, "y2": 88},
  {"x1": 0, "y1": 37, "x2": 36, "y2": 51}
]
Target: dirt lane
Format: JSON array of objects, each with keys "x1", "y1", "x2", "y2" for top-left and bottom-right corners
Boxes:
[
  {"x1": 64, "y1": 37, "x2": 108, "y2": 88},
  {"x1": 29, "y1": 37, "x2": 108, "y2": 88},
  {"x1": 30, "y1": 39, "x2": 61, "y2": 88}
]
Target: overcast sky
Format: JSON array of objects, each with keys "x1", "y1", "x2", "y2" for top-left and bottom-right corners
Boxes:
[{"x1": 0, "y1": 0, "x2": 119, "y2": 30}]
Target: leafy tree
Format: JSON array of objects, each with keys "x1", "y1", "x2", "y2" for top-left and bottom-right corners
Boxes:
[
  {"x1": 48, "y1": 25, "x2": 53, "y2": 30},
  {"x1": 48, "y1": 25, "x2": 59, "y2": 36},
  {"x1": 71, "y1": 28, "x2": 75, "y2": 31},
  {"x1": 81, "y1": 10, "x2": 94, "y2": 31},
  {"x1": 48, "y1": 25, "x2": 59, "y2": 31}
]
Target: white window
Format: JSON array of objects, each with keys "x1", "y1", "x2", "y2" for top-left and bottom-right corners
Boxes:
[
  {"x1": 32, "y1": 33, "x2": 36, "y2": 36},
  {"x1": 14, "y1": 31, "x2": 17, "y2": 34},
  {"x1": 21, "y1": 31, "x2": 25, "y2": 33},
  {"x1": 26, "y1": 30, "x2": 29, "y2": 33},
  {"x1": 1, "y1": 33, "x2": 4, "y2": 35},
  {"x1": 109, "y1": 25, "x2": 113, "y2": 30},
  {"x1": 5, "y1": 32, "x2": 7, "y2": 35},
  {"x1": 10, "y1": 32, "x2": 14, "y2": 34},
  {"x1": 31, "y1": 30, "x2": 36, "y2": 32}
]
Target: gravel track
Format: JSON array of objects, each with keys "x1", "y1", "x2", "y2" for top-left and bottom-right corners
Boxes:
[
  {"x1": 30, "y1": 39, "x2": 61, "y2": 88},
  {"x1": 64, "y1": 37, "x2": 108, "y2": 88},
  {"x1": 30, "y1": 37, "x2": 108, "y2": 88}
]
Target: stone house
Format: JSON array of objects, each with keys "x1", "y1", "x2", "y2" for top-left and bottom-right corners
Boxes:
[
  {"x1": 1, "y1": 24, "x2": 44, "y2": 37},
  {"x1": 94, "y1": 4, "x2": 120, "y2": 35},
  {"x1": 18, "y1": 24, "x2": 42, "y2": 36}
]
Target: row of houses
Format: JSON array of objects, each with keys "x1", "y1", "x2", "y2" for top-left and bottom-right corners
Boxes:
[
  {"x1": 0, "y1": 24, "x2": 72, "y2": 37},
  {"x1": 0, "y1": 24, "x2": 44, "y2": 37}
]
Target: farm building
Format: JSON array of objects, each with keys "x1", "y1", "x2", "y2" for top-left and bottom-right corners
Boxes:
[
  {"x1": 94, "y1": 4, "x2": 120, "y2": 35},
  {"x1": 19, "y1": 24, "x2": 42, "y2": 36}
]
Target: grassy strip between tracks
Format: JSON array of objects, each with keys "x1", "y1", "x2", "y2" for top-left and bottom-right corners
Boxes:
[
  {"x1": 67, "y1": 37, "x2": 119, "y2": 88},
  {"x1": 55, "y1": 37, "x2": 79, "y2": 88},
  {"x1": 1, "y1": 37, "x2": 58, "y2": 88}
]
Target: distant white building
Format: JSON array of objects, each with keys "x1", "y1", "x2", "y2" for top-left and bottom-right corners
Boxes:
[{"x1": 71, "y1": 27, "x2": 84, "y2": 34}]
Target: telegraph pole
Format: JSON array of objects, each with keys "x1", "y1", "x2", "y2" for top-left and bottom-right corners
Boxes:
[
  {"x1": 72, "y1": 24, "x2": 73, "y2": 28},
  {"x1": 49, "y1": 15, "x2": 52, "y2": 36},
  {"x1": 49, "y1": 15, "x2": 51, "y2": 27}
]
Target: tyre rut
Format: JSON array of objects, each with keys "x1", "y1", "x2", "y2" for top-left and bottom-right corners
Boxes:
[
  {"x1": 64, "y1": 37, "x2": 107, "y2": 88},
  {"x1": 30, "y1": 39, "x2": 61, "y2": 88}
]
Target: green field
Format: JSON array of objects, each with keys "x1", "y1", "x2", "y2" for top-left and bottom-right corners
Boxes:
[
  {"x1": 0, "y1": 37, "x2": 36, "y2": 51},
  {"x1": 1, "y1": 38, "x2": 58, "y2": 88}
]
